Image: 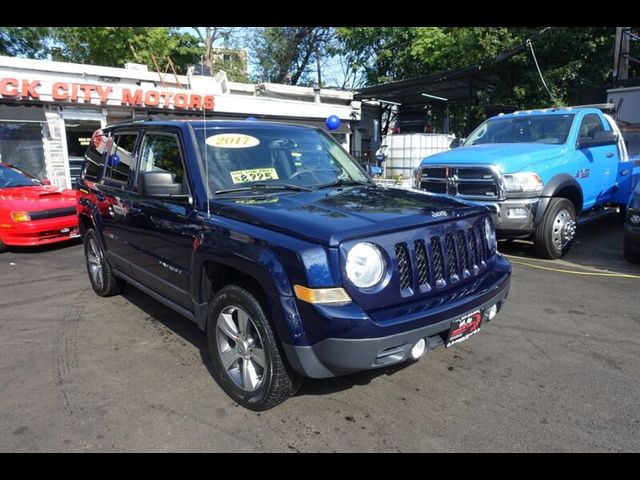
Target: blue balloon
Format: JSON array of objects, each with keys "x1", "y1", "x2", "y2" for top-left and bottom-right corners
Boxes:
[
  {"x1": 325, "y1": 115, "x2": 341, "y2": 131},
  {"x1": 246, "y1": 116, "x2": 257, "y2": 121}
]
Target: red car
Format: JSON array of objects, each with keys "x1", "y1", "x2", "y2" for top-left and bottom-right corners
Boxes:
[{"x1": 0, "y1": 164, "x2": 79, "y2": 250}]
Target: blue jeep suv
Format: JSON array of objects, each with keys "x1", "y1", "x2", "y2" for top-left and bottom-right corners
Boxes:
[{"x1": 77, "y1": 120, "x2": 511, "y2": 410}]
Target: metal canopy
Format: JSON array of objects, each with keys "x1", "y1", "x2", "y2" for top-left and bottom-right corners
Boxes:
[{"x1": 354, "y1": 65, "x2": 496, "y2": 107}]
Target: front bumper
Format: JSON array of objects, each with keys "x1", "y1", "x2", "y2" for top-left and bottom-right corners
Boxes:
[
  {"x1": 282, "y1": 257, "x2": 511, "y2": 378},
  {"x1": 473, "y1": 197, "x2": 540, "y2": 237},
  {"x1": 0, "y1": 216, "x2": 80, "y2": 247}
]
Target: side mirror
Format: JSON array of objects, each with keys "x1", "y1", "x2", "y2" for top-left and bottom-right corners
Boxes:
[
  {"x1": 449, "y1": 138, "x2": 462, "y2": 149},
  {"x1": 41, "y1": 178, "x2": 51, "y2": 186},
  {"x1": 137, "y1": 171, "x2": 190, "y2": 202},
  {"x1": 576, "y1": 130, "x2": 618, "y2": 149}
]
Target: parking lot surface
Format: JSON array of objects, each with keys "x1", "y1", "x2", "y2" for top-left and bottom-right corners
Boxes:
[{"x1": 1, "y1": 216, "x2": 639, "y2": 452}]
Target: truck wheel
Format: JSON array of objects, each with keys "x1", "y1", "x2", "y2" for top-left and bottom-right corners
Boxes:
[
  {"x1": 206, "y1": 285, "x2": 302, "y2": 411},
  {"x1": 533, "y1": 198, "x2": 577, "y2": 259},
  {"x1": 623, "y1": 237, "x2": 640, "y2": 263},
  {"x1": 84, "y1": 229, "x2": 125, "y2": 296}
]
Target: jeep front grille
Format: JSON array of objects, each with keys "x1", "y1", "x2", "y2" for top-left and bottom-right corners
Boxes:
[
  {"x1": 419, "y1": 166, "x2": 502, "y2": 200},
  {"x1": 394, "y1": 225, "x2": 490, "y2": 294}
]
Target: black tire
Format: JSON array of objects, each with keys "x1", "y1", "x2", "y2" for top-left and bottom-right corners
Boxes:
[
  {"x1": 533, "y1": 198, "x2": 577, "y2": 259},
  {"x1": 623, "y1": 237, "x2": 640, "y2": 263},
  {"x1": 0, "y1": 237, "x2": 6, "y2": 253},
  {"x1": 84, "y1": 229, "x2": 125, "y2": 296},
  {"x1": 206, "y1": 285, "x2": 301, "y2": 411}
]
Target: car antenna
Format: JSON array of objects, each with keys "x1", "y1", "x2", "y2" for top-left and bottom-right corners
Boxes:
[{"x1": 202, "y1": 56, "x2": 211, "y2": 219}]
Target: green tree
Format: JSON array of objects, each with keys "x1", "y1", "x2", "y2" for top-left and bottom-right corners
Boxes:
[
  {"x1": 191, "y1": 27, "x2": 249, "y2": 82},
  {"x1": 337, "y1": 27, "x2": 615, "y2": 135},
  {"x1": 250, "y1": 27, "x2": 334, "y2": 86},
  {"x1": 0, "y1": 27, "x2": 50, "y2": 58},
  {"x1": 50, "y1": 27, "x2": 201, "y2": 75}
]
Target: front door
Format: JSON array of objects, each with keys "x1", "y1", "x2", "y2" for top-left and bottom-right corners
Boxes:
[
  {"x1": 125, "y1": 130, "x2": 195, "y2": 309},
  {"x1": 573, "y1": 113, "x2": 619, "y2": 209}
]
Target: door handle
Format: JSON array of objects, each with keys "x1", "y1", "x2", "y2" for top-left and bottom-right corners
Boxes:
[{"x1": 606, "y1": 152, "x2": 614, "y2": 158}]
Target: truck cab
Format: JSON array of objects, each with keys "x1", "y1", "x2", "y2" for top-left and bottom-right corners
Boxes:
[{"x1": 415, "y1": 107, "x2": 640, "y2": 258}]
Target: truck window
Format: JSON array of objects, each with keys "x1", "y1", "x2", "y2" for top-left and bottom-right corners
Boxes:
[
  {"x1": 577, "y1": 113, "x2": 604, "y2": 140},
  {"x1": 104, "y1": 133, "x2": 138, "y2": 185},
  {"x1": 464, "y1": 114, "x2": 575, "y2": 146}
]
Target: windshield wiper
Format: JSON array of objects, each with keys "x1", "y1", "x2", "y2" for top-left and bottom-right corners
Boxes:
[
  {"x1": 214, "y1": 183, "x2": 316, "y2": 195},
  {"x1": 315, "y1": 178, "x2": 374, "y2": 189}
]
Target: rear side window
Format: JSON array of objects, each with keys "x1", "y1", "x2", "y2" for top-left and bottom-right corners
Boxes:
[
  {"x1": 82, "y1": 129, "x2": 109, "y2": 182},
  {"x1": 104, "y1": 133, "x2": 138, "y2": 184}
]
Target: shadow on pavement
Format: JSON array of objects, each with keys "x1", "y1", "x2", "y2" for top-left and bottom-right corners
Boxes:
[{"x1": 498, "y1": 215, "x2": 640, "y2": 275}]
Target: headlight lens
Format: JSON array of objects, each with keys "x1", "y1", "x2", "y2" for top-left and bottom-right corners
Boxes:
[
  {"x1": 346, "y1": 242, "x2": 385, "y2": 289},
  {"x1": 484, "y1": 217, "x2": 497, "y2": 253},
  {"x1": 503, "y1": 172, "x2": 544, "y2": 194}
]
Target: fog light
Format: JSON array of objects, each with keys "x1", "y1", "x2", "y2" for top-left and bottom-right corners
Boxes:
[
  {"x1": 487, "y1": 304, "x2": 498, "y2": 320},
  {"x1": 630, "y1": 214, "x2": 640, "y2": 225},
  {"x1": 507, "y1": 207, "x2": 528, "y2": 219},
  {"x1": 410, "y1": 338, "x2": 426, "y2": 360}
]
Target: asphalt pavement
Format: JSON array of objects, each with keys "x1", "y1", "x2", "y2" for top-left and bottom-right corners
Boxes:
[{"x1": 1, "y1": 216, "x2": 639, "y2": 452}]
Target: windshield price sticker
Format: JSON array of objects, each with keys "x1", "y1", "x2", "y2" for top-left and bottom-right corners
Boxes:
[
  {"x1": 206, "y1": 134, "x2": 260, "y2": 148},
  {"x1": 230, "y1": 168, "x2": 279, "y2": 184}
]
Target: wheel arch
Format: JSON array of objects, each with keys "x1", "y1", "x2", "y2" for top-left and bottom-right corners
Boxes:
[{"x1": 534, "y1": 174, "x2": 583, "y2": 226}]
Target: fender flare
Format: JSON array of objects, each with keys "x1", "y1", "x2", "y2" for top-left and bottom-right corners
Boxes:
[{"x1": 533, "y1": 174, "x2": 583, "y2": 226}]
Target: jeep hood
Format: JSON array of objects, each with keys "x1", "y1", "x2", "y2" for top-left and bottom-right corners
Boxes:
[
  {"x1": 211, "y1": 186, "x2": 487, "y2": 246},
  {"x1": 423, "y1": 143, "x2": 566, "y2": 173}
]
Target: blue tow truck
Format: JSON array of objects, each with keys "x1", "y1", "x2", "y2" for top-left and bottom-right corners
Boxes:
[{"x1": 415, "y1": 106, "x2": 640, "y2": 258}]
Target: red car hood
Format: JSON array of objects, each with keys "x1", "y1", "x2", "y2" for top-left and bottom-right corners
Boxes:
[{"x1": 0, "y1": 186, "x2": 78, "y2": 211}]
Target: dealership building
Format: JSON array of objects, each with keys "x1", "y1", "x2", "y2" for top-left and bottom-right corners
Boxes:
[{"x1": 0, "y1": 55, "x2": 361, "y2": 188}]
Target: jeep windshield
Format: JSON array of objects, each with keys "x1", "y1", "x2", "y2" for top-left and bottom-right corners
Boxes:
[
  {"x1": 463, "y1": 114, "x2": 575, "y2": 146},
  {"x1": 192, "y1": 124, "x2": 372, "y2": 196}
]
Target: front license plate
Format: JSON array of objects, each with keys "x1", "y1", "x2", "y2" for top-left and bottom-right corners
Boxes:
[{"x1": 445, "y1": 309, "x2": 483, "y2": 348}]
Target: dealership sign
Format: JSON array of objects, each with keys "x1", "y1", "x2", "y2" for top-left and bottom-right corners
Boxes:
[{"x1": 0, "y1": 77, "x2": 215, "y2": 111}]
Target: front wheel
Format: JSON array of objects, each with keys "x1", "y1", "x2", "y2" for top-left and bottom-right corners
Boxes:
[
  {"x1": 206, "y1": 285, "x2": 301, "y2": 411},
  {"x1": 533, "y1": 198, "x2": 577, "y2": 259}
]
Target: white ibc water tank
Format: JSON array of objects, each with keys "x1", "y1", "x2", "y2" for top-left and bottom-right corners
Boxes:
[{"x1": 382, "y1": 133, "x2": 455, "y2": 181}]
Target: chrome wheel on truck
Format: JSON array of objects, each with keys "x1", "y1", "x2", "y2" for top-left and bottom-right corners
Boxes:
[{"x1": 534, "y1": 198, "x2": 577, "y2": 259}]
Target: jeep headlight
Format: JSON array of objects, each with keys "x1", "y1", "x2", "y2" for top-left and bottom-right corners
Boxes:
[
  {"x1": 484, "y1": 217, "x2": 497, "y2": 253},
  {"x1": 346, "y1": 242, "x2": 385, "y2": 289},
  {"x1": 503, "y1": 172, "x2": 544, "y2": 194}
]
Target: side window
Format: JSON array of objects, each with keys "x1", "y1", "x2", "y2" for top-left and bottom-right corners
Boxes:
[
  {"x1": 104, "y1": 133, "x2": 138, "y2": 185},
  {"x1": 138, "y1": 134, "x2": 184, "y2": 185},
  {"x1": 578, "y1": 114, "x2": 604, "y2": 140},
  {"x1": 82, "y1": 129, "x2": 109, "y2": 182}
]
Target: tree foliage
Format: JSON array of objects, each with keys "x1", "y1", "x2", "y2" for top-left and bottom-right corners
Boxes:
[
  {"x1": 0, "y1": 27, "x2": 51, "y2": 58},
  {"x1": 49, "y1": 27, "x2": 201, "y2": 75},
  {"x1": 250, "y1": 27, "x2": 335, "y2": 86},
  {"x1": 336, "y1": 27, "x2": 616, "y2": 134}
]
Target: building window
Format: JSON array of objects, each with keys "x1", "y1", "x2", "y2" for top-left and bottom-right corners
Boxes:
[{"x1": 0, "y1": 122, "x2": 47, "y2": 180}]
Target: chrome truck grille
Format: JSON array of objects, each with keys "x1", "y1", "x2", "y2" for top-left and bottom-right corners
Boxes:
[{"x1": 419, "y1": 165, "x2": 503, "y2": 200}]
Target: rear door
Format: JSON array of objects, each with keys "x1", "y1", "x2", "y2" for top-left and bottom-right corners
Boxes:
[{"x1": 96, "y1": 130, "x2": 141, "y2": 274}]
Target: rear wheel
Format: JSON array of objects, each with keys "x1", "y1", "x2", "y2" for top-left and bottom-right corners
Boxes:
[
  {"x1": 623, "y1": 237, "x2": 640, "y2": 263},
  {"x1": 206, "y1": 285, "x2": 301, "y2": 411},
  {"x1": 84, "y1": 229, "x2": 125, "y2": 296},
  {"x1": 534, "y1": 198, "x2": 577, "y2": 259}
]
